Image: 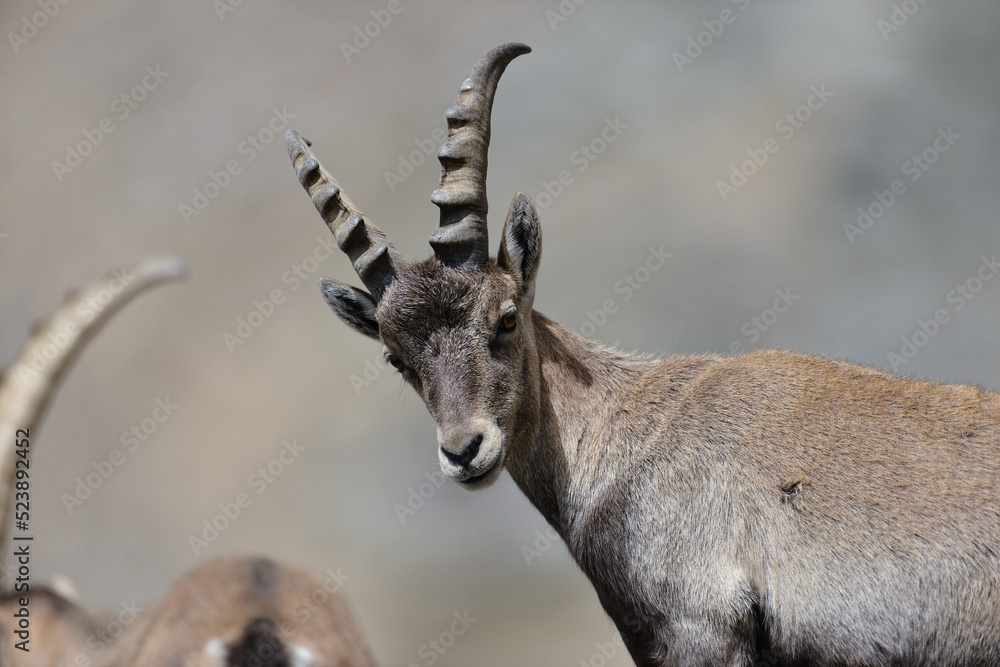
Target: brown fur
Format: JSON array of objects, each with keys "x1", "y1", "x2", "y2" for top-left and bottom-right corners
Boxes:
[
  {"x1": 0, "y1": 587, "x2": 102, "y2": 666},
  {"x1": 296, "y1": 42, "x2": 1000, "y2": 666},
  {"x1": 362, "y1": 259, "x2": 1000, "y2": 665},
  {"x1": 105, "y1": 556, "x2": 375, "y2": 666},
  {"x1": 0, "y1": 557, "x2": 376, "y2": 667}
]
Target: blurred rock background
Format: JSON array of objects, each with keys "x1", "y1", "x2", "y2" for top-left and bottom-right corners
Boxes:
[{"x1": 2, "y1": 1, "x2": 999, "y2": 665}]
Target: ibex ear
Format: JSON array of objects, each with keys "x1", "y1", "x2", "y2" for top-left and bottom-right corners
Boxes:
[
  {"x1": 319, "y1": 278, "x2": 380, "y2": 340},
  {"x1": 498, "y1": 192, "x2": 542, "y2": 299}
]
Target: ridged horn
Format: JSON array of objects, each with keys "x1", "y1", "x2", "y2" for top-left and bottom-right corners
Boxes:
[
  {"x1": 430, "y1": 42, "x2": 531, "y2": 269},
  {"x1": 286, "y1": 130, "x2": 405, "y2": 301}
]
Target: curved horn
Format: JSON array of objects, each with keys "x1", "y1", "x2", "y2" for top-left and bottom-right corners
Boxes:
[
  {"x1": 286, "y1": 130, "x2": 404, "y2": 301},
  {"x1": 430, "y1": 42, "x2": 531, "y2": 269},
  {"x1": 0, "y1": 256, "x2": 186, "y2": 581}
]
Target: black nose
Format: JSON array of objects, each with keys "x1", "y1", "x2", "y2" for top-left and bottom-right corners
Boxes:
[{"x1": 441, "y1": 433, "x2": 483, "y2": 469}]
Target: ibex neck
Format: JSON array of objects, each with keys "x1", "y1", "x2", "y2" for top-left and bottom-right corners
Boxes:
[{"x1": 507, "y1": 313, "x2": 667, "y2": 535}]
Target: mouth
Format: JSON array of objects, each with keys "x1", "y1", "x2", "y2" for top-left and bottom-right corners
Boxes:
[{"x1": 457, "y1": 453, "x2": 504, "y2": 490}]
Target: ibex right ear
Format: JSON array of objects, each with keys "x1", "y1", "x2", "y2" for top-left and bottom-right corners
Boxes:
[
  {"x1": 319, "y1": 278, "x2": 380, "y2": 340},
  {"x1": 498, "y1": 192, "x2": 542, "y2": 300}
]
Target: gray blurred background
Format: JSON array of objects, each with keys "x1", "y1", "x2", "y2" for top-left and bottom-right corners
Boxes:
[{"x1": 2, "y1": 1, "x2": 999, "y2": 665}]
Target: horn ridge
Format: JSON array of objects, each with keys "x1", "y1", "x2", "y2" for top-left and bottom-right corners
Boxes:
[
  {"x1": 431, "y1": 42, "x2": 531, "y2": 269},
  {"x1": 286, "y1": 129, "x2": 403, "y2": 301}
]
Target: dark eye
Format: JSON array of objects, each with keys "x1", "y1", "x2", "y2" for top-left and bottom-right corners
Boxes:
[
  {"x1": 387, "y1": 354, "x2": 404, "y2": 370},
  {"x1": 500, "y1": 311, "x2": 517, "y2": 333}
]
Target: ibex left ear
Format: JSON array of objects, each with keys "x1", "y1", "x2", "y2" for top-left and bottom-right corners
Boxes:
[{"x1": 498, "y1": 192, "x2": 542, "y2": 300}]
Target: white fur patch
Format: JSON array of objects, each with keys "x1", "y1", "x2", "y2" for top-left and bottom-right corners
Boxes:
[
  {"x1": 50, "y1": 574, "x2": 81, "y2": 602},
  {"x1": 202, "y1": 638, "x2": 227, "y2": 665},
  {"x1": 291, "y1": 644, "x2": 316, "y2": 667}
]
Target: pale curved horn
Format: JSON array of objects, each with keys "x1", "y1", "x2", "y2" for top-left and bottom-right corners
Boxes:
[
  {"x1": 0, "y1": 256, "x2": 186, "y2": 583},
  {"x1": 430, "y1": 42, "x2": 531, "y2": 269},
  {"x1": 287, "y1": 130, "x2": 405, "y2": 301}
]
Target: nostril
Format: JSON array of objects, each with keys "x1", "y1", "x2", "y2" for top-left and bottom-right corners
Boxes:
[
  {"x1": 465, "y1": 433, "x2": 482, "y2": 461},
  {"x1": 442, "y1": 433, "x2": 483, "y2": 469}
]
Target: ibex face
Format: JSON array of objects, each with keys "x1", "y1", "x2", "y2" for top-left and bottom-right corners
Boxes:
[
  {"x1": 290, "y1": 43, "x2": 539, "y2": 488},
  {"x1": 374, "y1": 203, "x2": 540, "y2": 488}
]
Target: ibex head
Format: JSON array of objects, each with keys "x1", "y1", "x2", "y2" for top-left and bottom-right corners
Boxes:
[{"x1": 288, "y1": 43, "x2": 537, "y2": 489}]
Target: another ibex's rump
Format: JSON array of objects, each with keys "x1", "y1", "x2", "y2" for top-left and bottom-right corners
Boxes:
[
  {"x1": 288, "y1": 43, "x2": 1000, "y2": 666},
  {"x1": 103, "y1": 556, "x2": 375, "y2": 667}
]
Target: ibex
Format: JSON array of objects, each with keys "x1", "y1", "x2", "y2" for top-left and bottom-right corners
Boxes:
[
  {"x1": 287, "y1": 43, "x2": 1000, "y2": 665},
  {"x1": 0, "y1": 260, "x2": 375, "y2": 667}
]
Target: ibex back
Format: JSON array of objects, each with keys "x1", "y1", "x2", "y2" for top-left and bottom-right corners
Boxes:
[{"x1": 287, "y1": 43, "x2": 1000, "y2": 666}]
